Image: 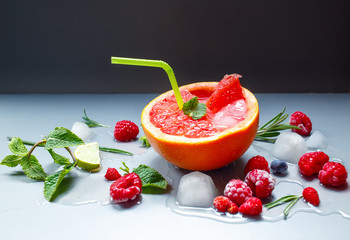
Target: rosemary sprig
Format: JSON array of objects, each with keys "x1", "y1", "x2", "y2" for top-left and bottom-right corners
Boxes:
[
  {"x1": 82, "y1": 109, "x2": 111, "y2": 128},
  {"x1": 265, "y1": 194, "x2": 302, "y2": 217},
  {"x1": 254, "y1": 107, "x2": 301, "y2": 143},
  {"x1": 6, "y1": 137, "x2": 133, "y2": 156}
]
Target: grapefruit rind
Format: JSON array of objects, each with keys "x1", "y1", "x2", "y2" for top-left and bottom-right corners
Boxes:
[{"x1": 141, "y1": 82, "x2": 259, "y2": 171}]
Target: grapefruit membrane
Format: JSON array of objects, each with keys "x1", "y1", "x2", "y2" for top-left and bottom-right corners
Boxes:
[{"x1": 141, "y1": 76, "x2": 259, "y2": 171}]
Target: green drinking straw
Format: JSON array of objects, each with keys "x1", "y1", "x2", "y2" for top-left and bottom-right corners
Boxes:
[{"x1": 111, "y1": 57, "x2": 184, "y2": 110}]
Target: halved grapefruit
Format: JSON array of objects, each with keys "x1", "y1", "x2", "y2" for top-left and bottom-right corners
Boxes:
[{"x1": 141, "y1": 74, "x2": 259, "y2": 171}]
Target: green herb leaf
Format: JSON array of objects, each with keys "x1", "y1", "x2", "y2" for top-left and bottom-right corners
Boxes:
[
  {"x1": 140, "y1": 136, "x2": 151, "y2": 148},
  {"x1": 8, "y1": 137, "x2": 28, "y2": 156},
  {"x1": 45, "y1": 127, "x2": 84, "y2": 150},
  {"x1": 133, "y1": 164, "x2": 167, "y2": 193},
  {"x1": 44, "y1": 162, "x2": 76, "y2": 201},
  {"x1": 1, "y1": 155, "x2": 23, "y2": 167},
  {"x1": 48, "y1": 149, "x2": 72, "y2": 166},
  {"x1": 182, "y1": 97, "x2": 207, "y2": 120},
  {"x1": 265, "y1": 195, "x2": 301, "y2": 209},
  {"x1": 99, "y1": 146, "x2": 133, "y2": 156},
  {"x1": 82, "y1": 109, "x2": 110, "y2": 128},
  {"x1": 283, "y1": 196, "x2": 301, "y2": 217},
  {"x1": 21, "y1": 155, "x2": 46, "y2": 181},
  {"x1": 119, "y1": 161, "x2": 130, "y2": 174},
  {"x1": 255, "y1": 107, "x2": 301, "y2": 143}
]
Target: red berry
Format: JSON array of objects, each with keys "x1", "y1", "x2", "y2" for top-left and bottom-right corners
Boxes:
[
  {"x1": 302, "y1": 187, "x2": 320, "y2": 206},
  {"x1": 224, "y1": 179, "x2": 252, "y2": 206},
  {"x1": 105, "y1": 168, "x2": 121, "y2": 181},
  {"x1": 226, "y1": 201, "x2": 238, "y2": 214},
  {"x1": 206, "y1": 74, "x2": 244, "y2": 113},
  {"x1": 238, "y1": 197, "x2": 262, "y2": 215},
  {"x1": 114, "y1": 120, "x2": 139, "y2": 142},
  {"x1": 244, "y1": 155, "x2": 270, "y2": 176},
  {"x1": 318, "y1": 162, "x2": 348, "y2": 187},
  {"x1": 298, "y1": 151, "x2": 329, "y2": 177},
  {"x1": 110, "y1": 172, "x2": 142, "y2": 203},
  {"x1": 244, "y1": 169, "x2": 276, "y2": 198},
  {"x1": 213, "y1": 196, "x2": 231, "y2": 213},
  {"x1": 290, "y1": 111, "x2": 312, "y2": 136}
]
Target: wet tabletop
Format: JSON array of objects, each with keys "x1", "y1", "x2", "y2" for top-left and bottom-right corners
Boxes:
[{"x1": 1, "y1": 93, "x2": 350, "y2": 240}]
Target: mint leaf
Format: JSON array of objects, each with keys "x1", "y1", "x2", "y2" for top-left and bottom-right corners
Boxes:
[
  {"x1": 45, "y1": 127, "x2": 84, "y2": 150},
  {"x1": 1, "y1": 155, "x2": 22, "y2": 167},
  {"x1": 44, "y1": 163, "x2": 76, "y2": 201},
  {"x1": 21, "y1": 155, "x2": 46, "y2": 181},
  {"x1": 133, "y1": 165, "x2": 167, "y2": 193},
  {"x1": 48, "y1": 149, "x2": 71, "y2": 166},
  {"x1": 8, "y1": 137, "x2": 28, "y2": 156},
  {"x1": 140, "y1": 136, "x2": 151, "y2": 148},
  {"x1": 182, "y1": 97, "x2": 207, "y2": 120}
]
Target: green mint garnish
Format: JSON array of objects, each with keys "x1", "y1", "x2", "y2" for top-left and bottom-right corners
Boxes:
[
  {"x1": 265, "y1": 194, "x2": 302, "y2": 217},
  {"x1": 255, "y1": 107, "x2": 301, "y2": 143},
  {"x1": 140, "y1": 136, "x2": 151, "y2": 148},
  {"x1": 133, "y1": 164, "x2": 167, "y2": 193},
  {"x1": 1, "y1": 128, "x2": 83, "y2": 201},
  {"x1": 44, "y1": 162, "x2": 77, "y2": 201},
  {"x1": 82, "y1": 109, "x2": 111, "y2": 128},
  {"x1": 45, "y1": 127, "x2": 85, "y2": 150},
  {"x1": 182, "y1": 97, "x2": 207, "y2": 120}
]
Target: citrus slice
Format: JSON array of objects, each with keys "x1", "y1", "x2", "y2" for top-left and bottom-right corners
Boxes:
[
  {"x1": 74, "y1": 142, "x2": 101, "y2": 171},
  {"x1": 141, "y1": 76, "x2": 259, "y2": 171}
]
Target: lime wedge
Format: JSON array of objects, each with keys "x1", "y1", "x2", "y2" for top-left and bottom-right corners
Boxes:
[{"x1": 74, "y1": 142, "x2": 101, "y2": 171}]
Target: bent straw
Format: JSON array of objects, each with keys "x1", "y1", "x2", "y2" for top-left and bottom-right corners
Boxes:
[{"x1": 111, "y1": 57, "x2": 184, "y2": 110}]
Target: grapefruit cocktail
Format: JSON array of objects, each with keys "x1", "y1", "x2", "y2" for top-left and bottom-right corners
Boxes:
[{"x1": 111, "y1": 57, "x2": 259, "y2": 171}]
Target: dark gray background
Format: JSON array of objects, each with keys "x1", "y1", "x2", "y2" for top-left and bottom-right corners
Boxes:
[{"x1": 1, "y1": 0, "x2": 349, "y2": 93}]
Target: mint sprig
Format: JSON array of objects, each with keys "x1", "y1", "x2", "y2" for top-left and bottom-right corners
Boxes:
[
  {"x1": 182, "y1": 97, "x2": 207, "y2": 120},
  {"x1": 1, "y1": 128, "x2": 84, "y2": 201},
  {"x1": 255, "y1": 107, "x2": 301, "y2": 143}
]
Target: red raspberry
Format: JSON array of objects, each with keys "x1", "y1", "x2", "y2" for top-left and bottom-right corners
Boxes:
[
  {"x1": 244, "y1": 169, "x2": 276, "y2": 198},
  {"x1": 244, "y1": 155, "x2": 270, "y2": 176},
  {"x1": 302, "y1": 187, "x2": 320, "y2": 206},
  {"x1": 224, "y1": 179, "x2": 252, "y2": 206},
  {"x1": 226, "y1": 201, "x2": 238, "y2": 214},
  {"x1": 110, "y1": 172, "x2": 142, "y2": 203},
  {"x1": 105, "y1": 168, "x2": 121, "y2": 181},
  {"x1": 318, "y1": 162, "x2": 348, "y2": 187},
  {"x1": 290, "y1": 111, "x2": 312, "y2": 136},
  {"x1": 298, "y1": 151, "x2": 329, "y2": 177},
  {"x1": 213, "y1": 196, "x2": 231, "y2": 213},
  {"x1": 114, "y1": 120, "x2": 139, "y2": 142},
  {"x1": 238, "y1": 197, "x2": 262, "y2": 215}
]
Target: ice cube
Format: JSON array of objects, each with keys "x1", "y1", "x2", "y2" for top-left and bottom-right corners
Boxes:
[
  {"x1": 71, "y1": 122, "x2": 93, "y2": 141},
  {"x1": 176, "y1": 171, "x2": 217, "y2": 208},
  {"x1": 306, "y1": 130, "x2": 327, "y2": 150},
  {"x1": 271, "y1": 132, "x2": 307, "y2": 164}
]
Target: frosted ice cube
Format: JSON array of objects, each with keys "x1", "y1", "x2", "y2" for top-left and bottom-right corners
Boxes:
[
  {"x1": 71, "y1": 122, "x2": 93, "y2": 141},
  {"x1": 271, "y1": 132, "x2": 307, "y2": 164},
  {"x1": 176, "y1": 171, "x2": 217, "y2": 208},
  {"x1": 306, "y1": 130, "x2": 327, "y2": 150}
]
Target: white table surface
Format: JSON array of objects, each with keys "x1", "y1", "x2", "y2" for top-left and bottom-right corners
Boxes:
[{"x1": 1, "y1": 93, "x2": 349, "y2": 240}]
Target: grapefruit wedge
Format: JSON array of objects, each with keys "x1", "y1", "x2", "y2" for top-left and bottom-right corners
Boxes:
[{"x1": 141, "y1": 75, "x2": 259, "y2": 171}]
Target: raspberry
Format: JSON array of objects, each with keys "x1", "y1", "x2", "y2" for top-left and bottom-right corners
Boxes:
[
  {"x1": 224, "y1": 179, "x2": 252, "y2": 206},
  {"x1": 298, "y1": 151, "x2": 329, "y2": 177},
  {"x1": 105, "y1": 168, "x2": 121, "y2": 181},
  {"x1": 110, "y1": 172, "x2": 142, "y2": 203},
  {"x1": 244, "y1": 169, "x2": 276, "y2": 198},
  {"x1": 318, "y1": 162, "x2": 348, "y2": 187},
  {"x1": 238, "y1": 197, "x2": 262, "y2": 215},
  {"x1": 290, "y1": 111, "x2": 312, "y2": 136},
  {"x1": 302, "y1": 187, "x2": 320, "y2": 206},
  {"x1": 213, "y1": 196, "x2": 231, "y2": 213},
  {"x1": 114, "y1": 120, "x2": 139, "y2": 142},
  {"x1": 226, "y1": 201, "x2": 238, "y2": 214},
  {"x1": 244, "y1": 155, "x2": 270, "y2": 176}
]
